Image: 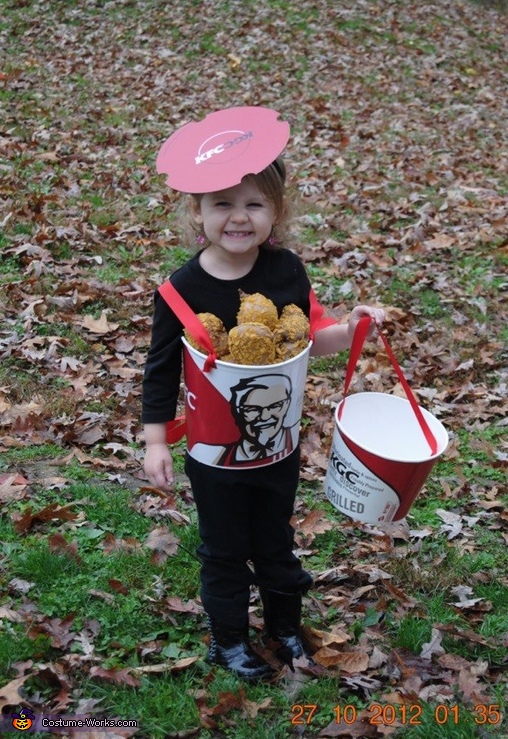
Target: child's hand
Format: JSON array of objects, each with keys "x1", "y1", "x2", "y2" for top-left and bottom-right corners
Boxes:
[
  {"x1": 144, "y1": 443, "x2": 174, "y2": 492},
  {"x1": 348, "y1": 306, "x2": 386, "y2": 341}
]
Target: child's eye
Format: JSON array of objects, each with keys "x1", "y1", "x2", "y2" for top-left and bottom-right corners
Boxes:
[
  {"x1": 215, "y1": 201, "x2": 230, "y2": 207},
  {"x1": 247, "y1": 202, "x2": 263, "y2": 208}
]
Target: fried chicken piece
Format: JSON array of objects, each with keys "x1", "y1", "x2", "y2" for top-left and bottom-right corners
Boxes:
[
  {"x1": 273, "y1": 304, "x2": 310, "y2": 360},
  {"x1": 276, "y1": 304, "x2": 309, "y2": 340},
  {"x1": 236, "y1": 291, "x2": 279, "y2": 331},
  {"x1": 228, "y1": 322, "x2": 276, "y2": 365},
  {"x1": 281, "y1": 303, "x2": 306, "y2": 320},
  {"x1": 275, "y1": 338, "x2": 309, "y2": 362},
  {"x1": 220, "y1": 353, "x2": 234, "y2": 364},
  {"x1": 184, "y1": 312, "x2": 229, "y2": 357}
]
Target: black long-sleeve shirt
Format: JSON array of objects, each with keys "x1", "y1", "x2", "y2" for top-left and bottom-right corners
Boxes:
[{"x1": 142, "y1": 246, "x2": 313, "y2": 425}]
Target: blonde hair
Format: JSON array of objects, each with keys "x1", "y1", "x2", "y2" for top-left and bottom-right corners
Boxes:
[{"x1": 181, "y1": 156, "x2": 292, "y2": 249}]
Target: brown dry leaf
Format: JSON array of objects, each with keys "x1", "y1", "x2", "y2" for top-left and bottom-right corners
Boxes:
[
  {"x1": 79, "y1": 311, "x2": 120, "y2": 334},
  {"x1": 28, "y1": 615, "x2": 78, "y2": 650},
  {"x1": 437, "y1": 653, "x2": 475, "y2": 672},
  {"x1": 48, "y1": 533, "x2": 81, "y2": 560},
  {"x1": 317, "y1": 627, "x2": 351, "y2": 649},
  {"x1": 89, "y1": 666, "x2": 141, "y2": 688},
  {"x1": 369, "y1": 646, "x2": 389, "y2": 669},
  {"x1": 9, "y1": 577, "x2": 35, "y2": 594},
  {"x1": 163, "y1": 597, "x2": 202, "y2": 615},
  {"x1": 76, "y1": 424, "x2": 107, "y2": 446},
  {"x1": 242, "y1": 695, "x2": 273, "y2": 720},
  {"x1": 0, "y1": 473, "x2": 30, "y2": 502},
  {"x1": 456, "y1": 667, "x2": 491, "y2": 704},
  {"x1": 102, "y1": 532, "x2": 142, "y2": 553},
  {"x1": 35, "y1": 664, "x2": 73, "y2": 712},
  {"x1": 195, "y1": 689, "x2": 247, "y2": 730},
  {"x1": 108, "y1": 579, "x2": 130, "y2": 595},
  {"x1": 0, "y1": 604, "x2": 24, "y2": 622},
  {"x1": 13, "y1": 502, "x2": 78, "y2": 534},
  {"x1": 0, "y1": 675, "x2": 32, "y2": 711},
  {"x1": 134, "y1": 656, "x2": 200, "y2": 675},
  {"x1": 281, "y1": 654, "x2": 317, "y2": 698},
  {"x1": 314, "y1": 648, "x2": 370, "y2": 672},
  {"x1": 144, "y1": 525, "x2": 180, "y2": 564},
  {"x1": 423, "y1": 234, "x2": 456, "y2": 249},
  {"x1": 88, "y1": 589, "x2": 115, "y2": 605},
  {"x1": 296, "y1": 508, "x2": 334, "y2": 541}
]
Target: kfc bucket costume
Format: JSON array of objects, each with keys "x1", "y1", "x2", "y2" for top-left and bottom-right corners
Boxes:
[{"x1": 142, "y1": 108, "x2": 335, "y2": 680}]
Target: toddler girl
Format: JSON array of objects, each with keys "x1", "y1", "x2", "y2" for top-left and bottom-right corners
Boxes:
[{"x1": 142, "y1": 108, "x2": 384, "y2": 681}]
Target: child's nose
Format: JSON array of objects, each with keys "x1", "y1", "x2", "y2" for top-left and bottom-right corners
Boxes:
[{"x1": 231, "y1": 207, "x2": 248, "y2": 222}]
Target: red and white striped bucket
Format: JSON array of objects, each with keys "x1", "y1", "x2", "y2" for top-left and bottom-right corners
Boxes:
[{"x1": 325, "y1": 318, "x2": 449, "y2": 524}]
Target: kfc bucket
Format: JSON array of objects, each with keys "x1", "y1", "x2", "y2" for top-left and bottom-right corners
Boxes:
[
  {"x1": 182, "y1": 338, "x2": 311, "y2": 468},
  {"x1": 325, "y1": 318, "x2": 449, "y2": 524},
  {"x1": 158, "y1": 279, "x2": 326, "y2": 469}
]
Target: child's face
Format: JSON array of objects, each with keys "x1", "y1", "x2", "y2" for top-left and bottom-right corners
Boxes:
[{"x1": 192, "y1": 180, "x2": 276, "y2": 256}]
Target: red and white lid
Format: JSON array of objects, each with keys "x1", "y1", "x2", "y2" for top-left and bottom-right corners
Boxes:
[{"x1": 156, "y1": 106, "x2": 290, "y2": 193}]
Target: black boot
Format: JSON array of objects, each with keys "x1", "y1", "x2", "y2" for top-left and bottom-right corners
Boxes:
[
  {"x1": 260, "y1": 589, "x2": 312, "y2": 671},
  {"x1": 207, "y1": 616, "x2": 275, "y2": 682}
]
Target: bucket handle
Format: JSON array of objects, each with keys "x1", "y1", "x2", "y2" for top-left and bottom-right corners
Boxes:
[
  {"x1": 340, "y1": 316, "x2": 438, "y2": 455},
  {"x1": 158, "y1": 281, "x2": 219, "y2": 444},
  {"x1": 158, "y1": 280, "x2": 218, "y2": 372}
]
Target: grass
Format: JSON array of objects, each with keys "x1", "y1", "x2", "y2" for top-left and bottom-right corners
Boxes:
[
  {"x1": 1, "y1": 458, "x2": 506, "y2": 732},
  {"x1": 2, "y1": 437, "x2": 505, "y2": 737}
]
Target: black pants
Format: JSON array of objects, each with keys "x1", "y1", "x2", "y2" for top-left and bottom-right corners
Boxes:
[{"x1": 185, "y1": 449, "x2": 312, "y2": 628}]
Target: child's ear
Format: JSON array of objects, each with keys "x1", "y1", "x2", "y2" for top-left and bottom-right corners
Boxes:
[
  {"x1": 188, "y1": 195, "x2": 203, "y2": 224},
  {"x1": 272, "y1": 201, "x2": 286, "y2": 227}
]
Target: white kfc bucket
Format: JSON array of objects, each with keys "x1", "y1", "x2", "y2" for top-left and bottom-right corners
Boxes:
[
  {"x1": 325, "y1": 392, "x2": 449, "y2": 523},
  {"x1": 325, "y1": 317, "x2": 449, "y2": 524},
  {"x1": 182, "y1": 338, "x2": 311, "y2": 469}
]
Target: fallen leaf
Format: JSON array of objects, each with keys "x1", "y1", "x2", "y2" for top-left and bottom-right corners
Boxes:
[
  {"x1": 89, "y1": 666, "x2": 140, "y2": 687},
  {"x1": 144, "y1": 526, "x2": 180, "y2": 564},
  {"x1": 314, "y1": 648, "x2": 369, "y2": 672},
  {"x1": 0, "y1": 675, "x2": 32, "y2": 711},
  {"x1": 420, "y1": 628, "x2": 445, "y2": 661},
  {"x1": 0, "y1": 473, "x2": 30, "y2": 502},
  {"x1": 133, "y1": 656, "x2": 199, "y2": 674},
  {"x1": 79, "y1": 312, "x2": 120, "y2": 334},
  {"x1": 13, "y1": 503, "x2": 78, "y2": 534}
]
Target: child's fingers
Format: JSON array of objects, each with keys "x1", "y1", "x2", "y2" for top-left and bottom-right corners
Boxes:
[
  {"x1": 371, "y1": 308, "x2": 386, "y2": 325},
  {"x1": 146, "y1": 456, "x2": 174, "y2": 491},
  {"x1": 152, "y1": 462, "x2": 173, "y2": 491},
  {"x1": 162, "y1": 460, "x2": 175, "y2": 488}
]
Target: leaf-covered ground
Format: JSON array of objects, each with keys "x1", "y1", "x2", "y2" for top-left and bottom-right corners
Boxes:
[{"x1": 1, "y1": 1, "x2": 507, "y2": 737}]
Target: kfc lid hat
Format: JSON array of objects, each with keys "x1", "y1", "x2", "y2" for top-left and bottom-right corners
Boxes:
[{"x1": 156, "y1": 106, "x2": 290, "y2": 194}]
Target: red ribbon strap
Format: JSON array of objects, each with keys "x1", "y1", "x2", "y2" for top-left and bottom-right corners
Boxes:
[
  {"x1": 158, "y1": 281, "x2": 217, "y2": 372},
  {"x1": 340, "y1": 316, "x2": 438, "y2": 455},
  {"x1": 165, "y1": 416, "x2": 186, "y2": 444},
  {"x1": 309, "y1": 288, "x2": 337, "y2": 338},
  {"x1": 158, "y1": 280, "x2": 219, "y2": 444}
]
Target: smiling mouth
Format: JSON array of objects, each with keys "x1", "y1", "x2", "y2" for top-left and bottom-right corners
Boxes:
[{"x1": 225, "y1": 231, "x2": 252, "y2": 237}]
